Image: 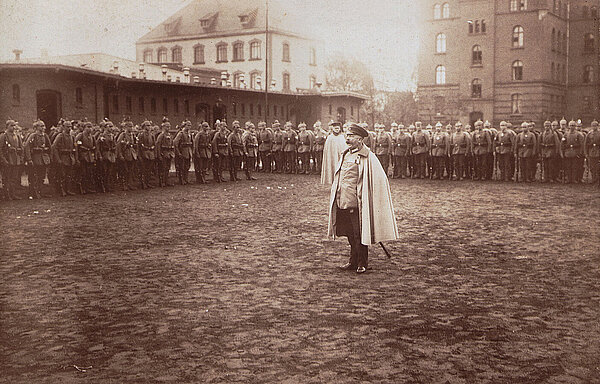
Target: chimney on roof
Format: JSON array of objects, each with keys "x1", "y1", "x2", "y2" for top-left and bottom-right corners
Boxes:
[
  {"x1": 41, "y1": 49, "x2": 48, "y2": 58},
  {"x1": 193, "y1": 76, "x2": 200, "y2": 84},
  {"x1": 13, "y1": 49, "x2": 22, "y2": 61},
  {"x1": 183, "y1": 67, "x2": 190, "y2": 83},
  {"x1": 161, "y1": 65, "x2": 168, "y2": 81},
  {"x1": 113, "y1": 60, "x2": 119, "y2": 75}
]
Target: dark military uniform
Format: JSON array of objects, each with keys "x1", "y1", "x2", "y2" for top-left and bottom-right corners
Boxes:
[
  {"x1": 97, "y1": 129, "x2": 117, "y2": 192},
  {"x1": 211, "y1": 128, "x2": 229, "y2": 182},
  {"x1": 584, "y1": 125, "x2": 600, "y2": 184},
  {"x1": 116, "y1": 130, "x2": 138, "y2": 190},
  {"x1": 193, "y1": 127, "x2": 211, "y2": 183},
  {"x1": 374, "y1": 130, "x2": 393, "y2": 176},
  {"x1": 228, "y1": 128, "x2": 244, "y2": 181},
  {"x1": 471, "y1": 128, "x2": 492, "y2": 180},
  {"x1": 313, "y1": 127, "x2": 328, "y2": 175},
  {"x1": 52, "y1": 129, "x2": 78, "y2": 195},
  {"x1": 75, "y1": 130, "x2": 98, "y2": 193},
  {"x1": 515, "y1": 129, "x2": 538, "y2": 182},
  {"x1": 0, "y1": 124, "x2": 25, "y2": 199},
  {"x1": 243, "y1": 129, "x2": 259, "y2": 180},
  {"x1": 257, "y1": 126, "x2": 273, "y2": 172},
  {"x1": 297, "y1": 126, "x2": 313, "y2": 174},
  {"x1": 24, "y1": 126, "x2": 51, "y2": 198},
  {"x1": 138, "y1": 129, "x2": 157, "y2": 188},
  {"x1": 450, "y1": 130, "x2": 471, "y2": 180},
  {"x1": 156, "y1": 129, "x2": 175, "y2": 187},
  {"x1": 430, "y1": 129, "x2": 449, "y2": 179},
  {"x1": 282, "y1": 127, "x2": 298, "y2": 173},
  {"x1": 540, "y1": 127, "x2": 562, "y2": 183},
  {"x1": 272, "y1": 126, "x2": 284, "y2": 173},
  {"x1": 561, "y1": 127, "x2": 585, "y2": 183},
  {"x1": 174, "y1": 129, "x2": 193, "y2": 185},
  {"x1": 412, "y1": 129, "x2": 431, "y2": 179},
  {"x1": 392, "y1": 130, "x2": 411, "y2": 178}
]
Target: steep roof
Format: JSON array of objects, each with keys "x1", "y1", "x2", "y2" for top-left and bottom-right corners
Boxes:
[{"x1": 137, "y1": 0, "x2": 309, "y2": 43}]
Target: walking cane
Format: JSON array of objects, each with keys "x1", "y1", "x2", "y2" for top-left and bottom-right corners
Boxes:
[{"x1": 379, "y1": 242, "x2": 392, "y2": 259}]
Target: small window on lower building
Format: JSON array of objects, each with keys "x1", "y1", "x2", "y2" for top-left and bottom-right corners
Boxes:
[
  {"x1": 139, "y1": 97, "x2": 145, "y2": 113},
  {"x1": 471, "y1": 78, "x2": 482, "y2": 98},
  {"x1": 174, "y1": 98, "x2": 179, "y2": 114},
  {"x1": 241, "y1": 103, "x2": 246, "y2": 116},
  {"x1": 126, "y1": 96, "x2": 132, "y2": 113},
  {"x1": 258, "y1": 104, "x2": 262, "y2": 116},
  {"x1": 12, "y1": 84, "x2": 20, "y2": 104},
  {"x1": 184, "y1": 100, "x2": 190, "y2": 115},
  {"x1": 250, "y1": 103, "x2": 254, "y2": 116},
  {"x1": 151, "y1": 98, "x2": 157, "y2": 114},
  {"x1": 511, "y1": 93, "x2": 523, "y2": 114},
  {"x1": 75, "y1": 87, "x2": 83, "y2": 106},
  {"x1": 163, "y1": 98, "x2": 168, "y2": 113},
  {"x1": 113, "y1": 95, "x2": 119, "y2": 113},
  {"x1": 583, "y1": 96, "x2": 592, "y2": 113}
]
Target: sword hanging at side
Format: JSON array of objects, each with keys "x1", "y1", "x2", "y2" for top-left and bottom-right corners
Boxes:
[{"x1": 379, "y1": 242, "x2": 392, "y2": 259}]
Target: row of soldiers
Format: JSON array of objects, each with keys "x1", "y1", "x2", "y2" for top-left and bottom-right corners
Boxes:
[
  {"x1": 365, "y1": 119, "x2": 600, "y2": 185},
  {"x1": 0, "y1": 117, "x2": 334, "y2": 200}
]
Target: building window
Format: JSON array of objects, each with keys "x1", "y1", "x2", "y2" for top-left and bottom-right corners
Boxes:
[
  {"x1": 151, "y1": 98, "x2": 157, "y2": 114},
  {"x1": 241, "y1": 103, "x2": 246, "y2": 115},
  {"x1": 584, "y1": 33, "x2": 595, "y2": 53},
  {"x1": 309, "y1": 75, "x2": 317, "y2": 89},
  {"x1": 442, "y1": 3, "x2": 450, "y2": 18},
  {"x1": 174, "y1": 98, "x2": 179, "y2": 114},
  {"x1": 274, "y1": 105, "x2": 278, "y2": 116},
  {"x1": 172, "y1": 47, "x2": 182, "y2": 63},
  {"x1": 216, "y1": 43, "x2": 228, "y2": 62},
  {"x1": 557, "y1": 31, "x2": 562, "y2": 53},
  {"x1": 329, "y1": 104, "x2": 332, "y2": 115},
  {"x1": 125, "y1": 96, "x2": 132, "y2": 113},
  {"x1": 250, "y1": 103, "x2": 254, "y2": 116},
  {"x1": 584, "y1": 65, "x2": 594, "y2": 83},
  {"x1": 12, "y1": 84, "x2": 20, "y2": 104},
  {"x1": 139, "y1": 97, "x2": 145, "y2": 113},
  {"x1": 472, "y1": 45, "x2": 482, "y2": 65},
  {"x1": 233, "y1": 42, "x2": 244, "y2": 61},
  {"x1": 436, "y1": 33, "x2": 446, "y2": 53},
  {"x1": 475, "y1": 20, "x2": 480, "y2": 33},
  {"x1": 163, "y1": 98, "x2": 168, "y2": 113},
  {"x1": 562, "y1": 34, "x2": 567, "y2": 54},
  {"x1": 433, "y1": 4, "x2": 441, "y2": 19},
  {"x1": 112, "y1": 95, "x2": 119, "y2": 113},
  {"x1": 194, "y1": 45, "x2": 205, "y2": 64},
  {"x1": 435, "y1": 65, "x2": 446, "y2": 84},
  {"x1": 551, "y1": 62, "x2": 555, "y2": 81},
  {"x1": 281, "y1": 106, "x2": 285, "y2": 117},
  {"x1": 184, "y1": 99, "x2": 190, "y2": 115},
  {"x1": 583, "y1": 96, "x2": 592, "y2": 113},
  {"x1": 471, "y1": 78, "x2": 482, "y2": 98},
  {"x1": 510, "y1": 0, "x2": 527, "y2": 12},
  {"x1": 282, "y1": 42, "x2": 290, "y2": 62},
  {"x1": 143, "y1": 49, "x2": 152, "y2": 63},
  {"x1": 250, "y1": 40, "x2": 261, "y2": 60},
  {"x1": 250, "y1": 72, "x2": 261, "y2": 89},
  {"x1": 551, "y1": 28, "x2": 556, "y2": 51},
  {"x1": 233, "y1": 72, "x2": 243, "y2": 88},
  {"x1": 512, "y1": 60, "x2": 523, "y2": 80},
  {"x1": 283, "y1": 72, "x2": 290, "y2": 90},
  {"x1": 158, "y1": 47, "x2": 168, "y2": 63},
  {"x1": 557, "y1": 63, "x2": 562, "y2": 83},
  {"x1": 513, "y1": 26, "x2": 524, "y2": 48},
  {"x1": 481, "y1": 20, "x2": 486, "y2": 33},
  {"x1": 351, "y1": 106, "x2": 354, "y2": 116},
  {"x1": 75, "y1": 87, "x2": 83, "y2": 106},
  {"x1": 511, "y1": 93, "x2": 523, "y2": 114},
  {"x1": 469, "y1": 22, "x2": 474, "y2": 34},
  {"x1": 258, "y1": 104, "x2": 262, "y2": 116}
]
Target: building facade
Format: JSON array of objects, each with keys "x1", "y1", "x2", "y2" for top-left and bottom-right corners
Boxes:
[
  {"x1": 417, "y1": 0, "x2": 600, "y2": 127},
  {"x1": 135, "y1": 0, "x2": 323, "y2": 94},
  {"x1": 1, "y1": 64, "x2": 363, "y2": 130}
]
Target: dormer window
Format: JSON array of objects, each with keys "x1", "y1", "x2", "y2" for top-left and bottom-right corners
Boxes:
[
  {"x1": 238, "y1": 8, "x2": 257, "y2": 28},
  {"x1": 239, "y1": 15, "x2": 248, "y2": 23},
  {"x1": 199, "y1": 12, "x2": 218, "y2": 30},
  {"x1": 200, "y1": 19, "x2": 209, "y2": 27}
]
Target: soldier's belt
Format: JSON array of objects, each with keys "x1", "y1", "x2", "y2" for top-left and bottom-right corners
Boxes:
[
  {"x1": 248, "y1": 144, "x2": 258, "y2": 147},
  {"x1": 377, "y1": 144, "x2": 389, "y2": 147},
  {"x1": 161, "y1": 146, "x2": 174, "y2": 150},
  {"x1": 454, "y1": 144, "x2": 467, "y2": 148},
  {"x1": 217, "y1": 144, "x2": 228, "y2": 147},
  {"x1": 432, "y1": 144, "x2": 440, "y2": 148},
  {"x1": 475, "y1": 143, "x2": 486, "y2": 146},
  {"x1": 142, "y1": 145, "x2": 155, "y2": 150},
  {"x1": 232, "y1": 144, "x2": 244, "y2": 148},
  {"x1": 181, "y1": 143, "x2": 193, "y2": 147},
  {"x1": 197, "y1": 144, "x2": 208, "y2": 148},
  {"x1": 60, "y1": 149, "x2": 75, "y2": 153},
  {"x1": 32, "y1": 147, "x2": 48, "y2": 152},
  {"x1": 414, "y1": 143, "x2": 423, "y2": 146},
  {"x1": 541, "y1": 144, "x2": 555, "y2": 147},
  {"x1": 274, "y1": 141, "x2": 282, "y2": 144},
  {"x1": 397, "y1": 144, "x2": 407, "y2": 147}
]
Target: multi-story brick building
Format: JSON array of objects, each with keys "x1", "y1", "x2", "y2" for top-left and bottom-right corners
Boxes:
[
  {"x1": 135, "y1": 0, "x2": 323, "y2": 94},
  {"x1": 417, "y1": 0, "x2": 600, "y2": 126}
]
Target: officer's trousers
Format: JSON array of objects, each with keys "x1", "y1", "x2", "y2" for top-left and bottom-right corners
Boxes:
[
  {"x1": 56, "y1": 163, "x2": 74, "y2": 194},
  {"x1": 298, "y1": 152, "x2": 310, "y2": 173},
  {"x1": 563, "y1": 157, "x2": 579, "y2": 183},
  {"x1": 414, "y1": 153, "x2": 427, "y2": 178},
  {"x1": 453, "y1": 154, "x2": 465, "y2": 179},
  {"x1": 259, "y1": 151, "x2": 271, "y2": 172},
  {"x1": 431, "y1": 156, "x2": 445, "y2": 179},
  {"x1": 98, "y1": 160, "x2": 115, "y2": 191},
  {"x1": 284, "y1": 151, "x2": 296, "y2": 173},
  {"x1": 519, "y1": 157, "x2": 535, "y2": 182},
  {"x1": 335, "y1": 207, "x2": 368, "y2": 269},
  {"x1": 542, "y1": 157, "x2": 558, "y2": 182},
  {"x1": 28, "y1": 164, "x2": 47, "y2": 197},
  {"x1": 393, "y1": 155, "x2": 408, "y2": 178},
  {"x1": 473, "y1": 154, "x2": 487, "y2": 180},
  {"x1": 589, "y1": 157, "x2": 599, "y2": 183},
  {"x1": 2, "y1": 165, "x2": 21, "y2": 198},
  {"x1": 376, "y1": 154, "x2": 390, "y2": 176},
  {"x1": 313, "y1": 150, "x2": 323, "y2": 174}
]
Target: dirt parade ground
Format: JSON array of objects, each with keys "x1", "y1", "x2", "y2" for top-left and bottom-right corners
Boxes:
[{"x1": 1, "y1": 174, "x2": 599, "y2": 383}]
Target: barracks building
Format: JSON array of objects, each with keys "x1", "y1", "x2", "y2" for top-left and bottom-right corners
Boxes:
[
  {"x1": 417, "y1": 0, "x2": 600, "y2": 127},
  {"x1": 0, "y1": 0, "x2": 365, "y2": 129}
]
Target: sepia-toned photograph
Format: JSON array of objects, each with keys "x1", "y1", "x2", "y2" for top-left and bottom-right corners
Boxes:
[{"x1": 1, "y1": 0, "x2": 599, "y2": 382}]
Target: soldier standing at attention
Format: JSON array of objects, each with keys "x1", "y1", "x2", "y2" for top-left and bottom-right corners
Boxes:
[
  {"x1": 257, "y1": 121, "x2": 273, "y2": 172},
  {"x1": 211, "y1": 121, "x2": 229, "y2": 182},
  {"x1": 494, "y1": 121, "x2": 515, "y2": 182},
  {"x1": 392, "y1": 124, "x2": 411, "y2": 179},
  {"x1": 174, "y1": 120, "x2": 193, "y2": 185},
  {"x1": 450, "y1": 122, "x2": 471, "y2": 180},
  {"x1": 243, "y1": 122, "x2": 259, "y2": 180},
  {"x1": 24, "y1": 120, "x2": 51, "y2": 198},
  {"x1": 540, "y1": 120, "x2": 562, "y2": 183},
  {"x1": 562, "y1": 120, "x2": 585, "y2": 184},
  {"x1": 374, "y1": 123, "x2": 393, "y2": 176},
  {"x1": 97, "y1": 120, "x2": 117, "y2": 192},
  {"x1": 271, "y1": 120, "x2": 283, "y2": 173},
  {"x1": 227, "y1": 121, "x2": 244, "y2": 182},
  {"x1": 584, "y1": 120, "x2": 600, "y2": 184},
  {"x1": 430, "y1": 122, "x2": 450, "y2": 179},
  {"x1": 138, "y1": 120, "x2": 157, "y2": 189},
  {"x1": 576, "y1": 121, "x2": 587, "y2": 182},
  {"x1": 51, "y1": 120, "x2": 77, "y2": 196},
  {"x1": 297, "y1": 123, "x2": 313, "y2": 174},
  {"x1": 156, "y1": 118, "x2": 175, "y2": 187},
  {"x1": 484, "y1": 121, "x2": 496, "y2": 180},
  {"x1": 282, "y1": 122, "x2": 298, "y2": 174},
  {"x1": 471, "y1": 120, "x2": 492, "y2": 181},
  {"x1": 75, "y1": 121, "x2": 99, "y2": 194},
  {"x1": 313, "y1": 121, "x2": 328, "y2": 175},
  {"x1": 116, "y1": 120, "x2": 138, "y2": 191},
  {"x1": 412, "y1": 122, "x2": 431, "y2": 179},
  {"x1": 515, "y1": 122, "x2": 538, "y2": 182},
  {"x1": 193, "y1": 122, "x2": 211, "y2": 184}
]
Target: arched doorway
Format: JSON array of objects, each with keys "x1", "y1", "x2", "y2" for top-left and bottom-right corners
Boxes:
[
  {"x1": 36, "y1": 90, "x2": 62, "y2": 129},
  {"x1": 469, "y1": 111, "x2": 483, "y2": 127},
  {"x1": 195, "y1": 103, "x2": 209, "y2": 123},
  {"x1": 337, "y1": 107, "x2": 346, "y2": 124},
  {"x1": 213, "y1": 103, "x2": 226, "y2": 125}
]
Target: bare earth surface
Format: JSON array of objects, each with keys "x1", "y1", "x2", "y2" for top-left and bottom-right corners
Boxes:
[{"x1": 1, "y1": 174, "x2": 599, "y2": 383}]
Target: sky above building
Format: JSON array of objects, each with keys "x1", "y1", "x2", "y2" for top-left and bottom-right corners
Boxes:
[{"x1": 0, "y1": 0, "x2": 419, "y2": 91}]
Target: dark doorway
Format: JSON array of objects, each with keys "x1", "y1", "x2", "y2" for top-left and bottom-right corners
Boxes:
[
  {"x1": 36, "y1": 90, "x2": 62, "y2": 129},
  {"x1": 213, "y1": 103, "x2": 226, "y2": 124},
  {"x1": 337, "y1": 107, "x2": 346, "y2": 124},
  {"x1": 195, "y1": 103, "x2": 209, "y2": 123},
  {"x1": 470, "y1": 111, "x2": 483, "y2": 127}
]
